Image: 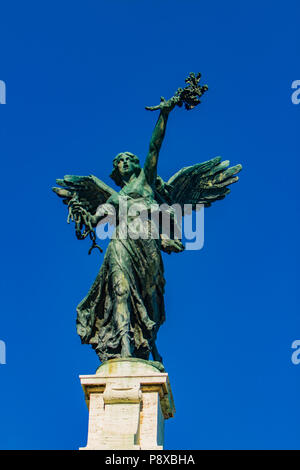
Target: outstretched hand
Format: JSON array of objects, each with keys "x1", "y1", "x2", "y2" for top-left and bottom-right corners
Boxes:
[
  {"x1": 68, "y1": 200, "x2": 88, "y2": 220},
  {"x1": 145, "y1": 73, "x2": 208, "y2": 113},
  {"x1": 68, "y1": 199, "x2": 93, "y2": 230},
  {"x1": 145, "y1": 96, "x2": 179, "y2": 113}
]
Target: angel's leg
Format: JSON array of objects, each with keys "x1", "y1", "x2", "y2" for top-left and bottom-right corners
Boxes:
[{"x1": 113, "y1": 272, "x2": 132, "y2": 357}]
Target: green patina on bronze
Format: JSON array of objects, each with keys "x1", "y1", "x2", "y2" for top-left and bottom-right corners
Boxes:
[{"x1": 52, "y1": 73, "x2": 242, "y2": 365}]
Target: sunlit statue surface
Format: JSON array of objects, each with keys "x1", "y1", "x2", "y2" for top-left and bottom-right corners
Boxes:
[{"x1": 53, "y1": 74, "x2": 242, "y2": 364}]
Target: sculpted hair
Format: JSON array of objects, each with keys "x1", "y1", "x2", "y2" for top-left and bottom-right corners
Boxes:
[{"x1": 110, "y1": 152, "x2": 141, "y2": 187}]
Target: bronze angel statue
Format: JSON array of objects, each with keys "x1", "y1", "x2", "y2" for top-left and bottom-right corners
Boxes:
[{"x1": 53, "y1": 73, "x2": 242, "y2": 364}]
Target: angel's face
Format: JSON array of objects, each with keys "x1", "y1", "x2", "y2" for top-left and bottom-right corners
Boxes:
[{"x1": 117, "y1": 154, "x2": 136, "y2": 179}]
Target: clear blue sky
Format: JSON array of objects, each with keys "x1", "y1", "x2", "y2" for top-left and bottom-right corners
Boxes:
[{"x1": 0, "y1": 0, "x2": 299, "y2": 450}]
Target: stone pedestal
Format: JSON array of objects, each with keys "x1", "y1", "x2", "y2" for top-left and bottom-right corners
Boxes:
[{"x1": 79, "y1": 358, "x2": 175, "y2": 450}]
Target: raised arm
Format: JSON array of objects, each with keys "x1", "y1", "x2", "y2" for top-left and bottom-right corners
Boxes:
[
  {"x1": 144, "y1": 73, "x2": 208, "y2": 185},
  {"x1": 144, "y1": 97, "x2": 177, "y2": 186}
]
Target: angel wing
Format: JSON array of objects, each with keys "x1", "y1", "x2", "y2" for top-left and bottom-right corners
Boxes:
[
  {"x1": 163, "y1": 156, "x2": 242, "y2": 209},
  {"x1": 52, "y1": 174, "x2": 117, "y2": 213},
  {"x1": 52, "y1": 174, "x2": 118, "y2": 254}
]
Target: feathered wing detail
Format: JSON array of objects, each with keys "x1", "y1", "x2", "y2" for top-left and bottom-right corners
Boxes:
[
  {"x1": 52, "y1": 175, "x2": 118, "y2": 254},
  {"x1": 52, "y1": 174, "x2": 117, "y2": 214},
  {"x1": 165, "y1": 156, "x2": 242, "y2": 208}
]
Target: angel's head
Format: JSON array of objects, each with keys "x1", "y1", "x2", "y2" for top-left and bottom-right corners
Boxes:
[{"x1": 110, "y1": 152, "x2": 141, "y2": 187}]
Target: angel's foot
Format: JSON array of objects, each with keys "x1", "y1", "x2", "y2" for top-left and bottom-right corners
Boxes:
[{"x1": 120, "y1": 335, "x2": 132, "y2": 357}]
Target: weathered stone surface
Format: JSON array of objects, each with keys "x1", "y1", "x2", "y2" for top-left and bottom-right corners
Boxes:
[{"x1": 79, "y1": 358, "x2": 175, "y2": 450}]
